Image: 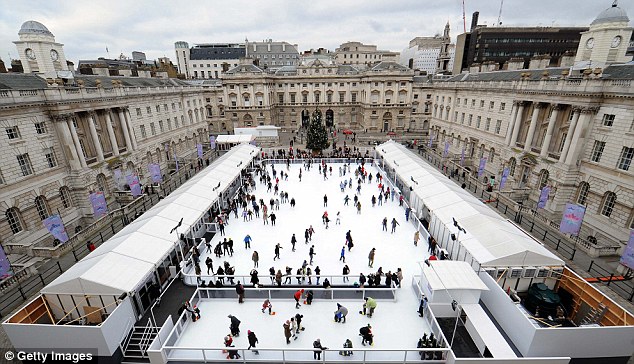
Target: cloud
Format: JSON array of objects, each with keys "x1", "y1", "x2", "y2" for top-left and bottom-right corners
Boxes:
[{"x1": 0, "y1": 0, "x2": 631, "y2": 67}]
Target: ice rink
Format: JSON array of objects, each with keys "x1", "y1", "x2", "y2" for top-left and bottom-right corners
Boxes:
[{"x1": 174, "y1": 161, "x2": 435, "y2": 358}]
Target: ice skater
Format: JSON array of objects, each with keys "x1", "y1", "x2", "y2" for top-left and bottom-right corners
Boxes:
[
  {"x1": 368, "y1": 248, "x2": 376, "y2": 268},
  {"x1": 391, "y1": 218, "x2": 399, "y2": 233},
  {"x1": 334, "y1": 303, "x2": 348, "y2": 323},
  {"x1": 313, "y1": 339, "x2": 328, "y2": 360},
  {"x1": 294, "y1": 289, "x2": 304, "y2": 309},
  {"x1": 273, "y1": 243, "x2": 283, "y2": 261},
  {"x1": 228, "y1": 314, "x2": 241, "y2": 336},
  {"x1": 262, "y1": 299, "x2": 273, "y2": 314},
  {"x1": 340, "y1": 246, "x2": 346, "y2": 263},
  {"x1": 309, "y1": 245, "x2": 316, "y2": 265},
  {"x1": 359, "y1": 324, "x2": 373, "y2": 346},
  {"x1": 247, "y1": 330, "x2": 259, "y2": 355},
  {"x1": 382, "y1": 217, "x2": 388, "y2": 231},
  {"x1": 291, "y1": 234, "x2": 297, "y2": 252},
  {"x1": 244, "y1": 234, "x2": 252, "y2": 249},
  {"x1": 362, "y1": 297, "x2": 377, "y2": 318}
]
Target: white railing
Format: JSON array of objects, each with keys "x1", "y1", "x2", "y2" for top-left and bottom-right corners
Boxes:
[{"x1": 119, "y1": 317, "x2": 135, "y2": 353}]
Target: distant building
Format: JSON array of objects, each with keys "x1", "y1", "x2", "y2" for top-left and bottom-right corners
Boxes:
[
  {"x1": 334, "y1": 41, "x2": 399, "y2": 67},
  {"x1": 401, "y1": 23, "x2": 455, "y2": 74},
  {"x1": 77, "y1": 56, "x2": 169, "y2": 78},
  {"x1": 300, "y1": 48, "x2": 335, "y2": 66},
  {"x1": 13, "y1": 20, "x2": 70, "y2": 78},
  {"x1": 245, "y1": 39, "x2": 300, "y2": 71},
  {"x1": 0, "y1": 59, "x2": 6, "y2": 73},
  {"x1": 175, "y1": 42, "x2": 245, "y2": 79},
  {"x1": 453, "y1": 13, "x2": 587, "y2": 74},
  {"x1": 131, "y1": 51, "x2": 146, "y2": 62}
]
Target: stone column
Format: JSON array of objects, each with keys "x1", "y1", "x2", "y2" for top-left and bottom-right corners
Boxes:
[
  {"x1": 559, "y1": 107, "x2": 581, "y2": 163},
  {"x1": 565, "y1": 107, "x2": 598, "y2": 165},
  {"x1": 504, "y1": 102, "x2": 519, "y2": 145},
  {"x1": 117, "y1": 108, "x2": 133, "y2": 152},
  {"x1": 509, "y1": 102, "x2": 525, "y2": 147},
  {"x1": 104, "y1": 110, "x2": 119, "y2": 156},
  {"x1": 523, "y1": 103, "x2": 543, "y2": 152},
  {"x1": 87, "y1": 111, "x2": 104, "y2": 162},
  {"x1": 67, "y1": 116, "x2": 87, "y2": 168},
  {"x1": 125, "y1": 108, "x2": 138, "y2": 150},
  {"x1": 54, "y1": 114, "x2": 81, "y2": 170},
  {"x1": 540, "y1": 104, "x2": 561, "y2": 158}
]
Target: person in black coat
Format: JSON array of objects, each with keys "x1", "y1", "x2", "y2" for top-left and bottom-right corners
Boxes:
[
  {"x1": 247, "y1": 330, "x2": 259, "y2": 355},
  {"x1": 228, "y1": 315, "x2": 241, "y2": 336},
  {"x1": 235, "y1": 282, "x2": 245, "y2": 303},
  {"x1": 359, "y1": 324, "x2": 373, "y2": 346}
]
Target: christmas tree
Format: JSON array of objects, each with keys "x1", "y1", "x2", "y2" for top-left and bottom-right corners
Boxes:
[{"x1": 305, "y1": 109, "x2": 330, "y2": 152}]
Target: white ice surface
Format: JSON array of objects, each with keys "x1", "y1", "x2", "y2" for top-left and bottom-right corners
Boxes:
[{"x1": 173, "y1": 162, "x2": 435, "y2": 360}]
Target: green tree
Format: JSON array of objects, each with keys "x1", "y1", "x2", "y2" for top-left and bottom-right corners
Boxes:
[{"x1": 305, "y1": 109, "x2": 330, "y2": 152}]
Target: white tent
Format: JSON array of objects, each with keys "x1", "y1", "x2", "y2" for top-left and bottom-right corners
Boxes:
[{"x1": 216, "y1": 135, "x2": 255, "y2": 144}]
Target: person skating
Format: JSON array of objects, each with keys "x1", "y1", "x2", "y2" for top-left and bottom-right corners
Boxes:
[
  {"x1": 247, "y1": 330, "x2": 259, "y2": 355},
  {"x1": 252, "y1": 250, "x2": 259, "y2": 268},
  {"x1": 336, "y1": 211, "x2": 341, "y2": 225},
  {"x1": 295, "y1": 313, "x2": 304, "y2": 334},
  {"x1": 340, "y1": 246, "x2": 346, "y2": 263},
  {"x1": 356, "y1": 201, "x2": 362, "y2": 214},
  {"x1": 275, "y1": 269, "x2": 283, "y2": 286},
  {"x1": 290, "y1": 317, "x2": 298, "y2": 340},
  {"x1": 334, "y1": 303, "x2": 348, "y2": 323},
  {"x1": 305, "y1": 290, "x2": 314, "y2": 305},
  {"x1": 304, "y1": 229, "x2": 310, "y2": 244},
  {"x1": 235, "y1": 281, "x2": 245, "y2": 303},
  {"x1": 414, "y1": 230, "x2": 420, "y2": 246},
  {"x1": 308, "y1": 225, "x2": 315, "y2": 241},
  {"x1": 284, "y1": 266, "x2": 293, "y2": 284},
  {"x1": 313, "y1": 339, "x2": 328, "y2": 360},
  {"x1": 270, "y1": 212, "x2": 277, "y2": 226},
  {"x1": 359, "y1": 273, "x2": 366, "y2": 288},
  {"x1": 205, "y1": 256, "x2": 214, "y2": 275},
  {"x1": 309, "y1": 245, "x2": 316, "y2": 265},
  {"x1": 344, "y1": 195, "x2": 350, "y2": 206},
  {"x1": 368, "y1": 248, "x2": 376, "y2": 268},
  {"x1": 323, "y1": 194, "x2": 328, "y2": 207},
  {"x1": 391, "y1": 218, "x2": 399, "y2": 233},
  {"x1": 225, "y1": 335, "x2": 240, "y2": 359},
  {"x1": 340, "y1": 339, "x2": 353, "y2": 356},
  {"x1": 262, "y1": 299, "x2": 273, "y2": 315},
  {"x1": 362, "y1": 297, "x2": 377, "y2": 318},
  {"x1": 244, "y1": 234, "x2": 252, "y2": 249},
  {"x1": 228, "y1": 314, "x2": 241, "y2": 336},
  {"x1": 273, "y1": 243, "x2": 282, "y2": 261},
  {"x1": 382, "y1": 217, "x2": 388, "y2": 231},
  {"x1": 343, "y1": 265, "x2": 350, "y2": 283},
  {"x1": 291, "y1": 234, "x2": 297, "y2": 252},
  {"x1": 250, "y1": 269, "x2": 259, "y2": 287},
  {"x1": 283, "y1": 320, "x2": 292, "y2": 344},
  {"x1": 294, "y1": 289, "x2": 304, "y2": 309},
  {"x1": 359, "y1": 324, "x2": 373, "y2": 346}
]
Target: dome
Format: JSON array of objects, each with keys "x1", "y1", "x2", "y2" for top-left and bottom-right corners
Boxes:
[
  {"x1": 591, "y1": 3, "x2": 630, "y2": 26},
  {"x1": 18, "y1": 20, "x2": 53, "y2": 37}
]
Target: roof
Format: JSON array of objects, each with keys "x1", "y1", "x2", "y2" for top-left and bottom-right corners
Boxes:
[
  {"x1": 445, "y1": 68, "x2": 569, "y2": 82},
  {"x1": 601, "y1": 64, "x2": 634, "y2": 79},
  {"x1": 591, "y1": 3, "x2": 630, "y2": 26},
  {"x1": 249, "y1": 42, "x2": 298, "y2": 55},
  {"x1": 370, "y1": 61, "x2": 412, "y2": 72},
  {"x1": 336, "y1": 64, "x2": 360, "y2": 74},
  {"x1": 216, "y1": 134, "x2": 256, "y2": 143},
  {"x1": 19, "y1": 20, "x2": 53, "y2": 37},
  {"x1": 190, "y1": 46, "x2": 245, "y2": 60},
  {"x1": 0, "y1": 73, "x2": 48, "y2": 90},
  {"x1": 225, "y1": 64, "x2": 264, "y2": 74},
  {"x1": 73, "y1": 75, "x2": 190, "y2": 88},
  {"x1": 422, "y1": 261, "x2": 489, "y2": 292},
  {"x1": 376, "y1": 141, "x2": 564, "y2": 268}
]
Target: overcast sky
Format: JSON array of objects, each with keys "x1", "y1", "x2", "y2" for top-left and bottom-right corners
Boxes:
[{"x1": 1, "y1": 0, "x2": 632, "y2": 67}]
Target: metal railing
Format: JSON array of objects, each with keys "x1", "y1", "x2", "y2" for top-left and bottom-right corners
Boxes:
[{"x1": 588, "y1": 261, "x2": 634, "y2": 302}]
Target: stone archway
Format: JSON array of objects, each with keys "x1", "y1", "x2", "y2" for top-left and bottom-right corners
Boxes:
[{"x1": 382, "y1": 112, "x2": 393, "y2": 132}]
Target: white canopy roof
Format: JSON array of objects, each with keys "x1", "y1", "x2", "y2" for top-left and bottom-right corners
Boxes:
[
  {"x1": 421, "y1": 261, "x2": 489, "y2": 292},
  {"x1": 41, "y1": 144, "x2": 260, "y2": 296},
  {"x1": 216, "y1": 134, "x2": 255, "y2": 144},
  {"x1": 377, "y1": 141, "x2": 563, "y2": 268}
]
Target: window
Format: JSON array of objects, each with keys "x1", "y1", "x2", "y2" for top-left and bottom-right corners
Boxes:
[
  {"x1": 576, "y1": 182, "x2": 590, "y2": 206},
  {"x1": 302, "y1": 94, "x2": 308, "y2": 103},
  {"x1": 45, "y1": 148, "x2": 57, "y2": 168},
  {"x1": 35, "y1": 122, "x2": 47, "y2": 134},
  {"x1": 414, "y1": 94, "x2": 419, "y2": 100},
  {"x1": 489, "y1": 148, "x2": 495, "y2": 163},
  {"x1": 150, "y1": 123, "x2": 156, "y2": 136},
  {"x1": 461, "y1": 113, "x2": 465, "y2": 124},
  {"x1": 351, "y1": 93, "x2": 357, "y2": 102},
  {"x1": 172, "y1": 103, "x2": 176, "y2": 111},
  {"x1": 17, "y1": 153, "x2": 33, "y2": 176},
  {"x1": 314, "y1": 92, "x2": 320, "y2": 103},
  {"x1": 278, "y1": 93, "x2": 284, "y2": 103},
  {"x1": 485, "y1": 118, "x2": 491, "y2": 131},
  {"x1": 495, "y1": 120, "x2": 502, "y2": 134},
  {"x1": 601, "y1": 114, "x2": 615, "y2": 127},
  {"x1": 6, "y1": 127, "x2": 20, "y2": 140},
  {"x1": 538, "y1": 169, "x2": 549, "y2": 190},
  {"x1": 140, "y1": 125, "x2": 147, "y2": 138},
  {"x1": 500, "y1": 102, "x2": 506, "y2": 111},
  {"x1": 96, "y1": 173, "x2": 108, "y2": 194},
  {"x1": 327, "y1": 93, "x2": 332, "y2": 103},
  {"x1": 290, "y1": 93, "x2": 296, "y2": 103},
  {"x1": 468, "y1": 115, "x2": 473, "y2": 126},
  {"x1": 6, "y1": 208, "x2": 23, "y2": 234},
  {"x1": 159, "y1": 120, "x2": 164, "y2": 133},
  {"x1": 0, "y1": 168, "x2": 4, "y2": 184},
  {"x1": 489, "y1": 101, "x2": 495, "y2": 109},
  {"x1": 480, "y1": 100, "x2": 485, "y2": 108},
  {"x1": 164, "y1": 104, "x2": 168, "y2": 112},
  {"x1": 146, "y1": 106, "x2": 151, "y2": 114},
  {"x1": 590, "y1": 141, "x2": 606, "y2": 162},
  {"x1": 339, "y1": 92, "x2": 345, "y2": 103},
  {"x1": 617, "y1": 146, "x2": 634, "y2": 171},
  {"x1": 136, "y1": 108, "x2": 142, "y2": 116},
  {"x1": 35, "y1": 195, "x2": 50, "y2": 221},
  {"x1": 167, "y1": 119, "x2": 172, "y2": 130},
  {"x1": 509, "y1": 157, "x2": 517, "y2": 176},
  {"x1": 600, "y1": 192, "x2": 617, "y2": 217},
  {"x1": 471, "y1": 99, "x2": 476, "y2": 107},
  {"x1": 476, "y1": 116, "x2": 481, "y2": 128},
  {"x1": 558, "y1": 133, "x2": 567, "y2": 152}
]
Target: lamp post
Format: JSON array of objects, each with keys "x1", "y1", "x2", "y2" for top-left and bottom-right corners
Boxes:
[
  {"x1": 170, "y1": 218, "x2": 186, "y2": 263},
  {"x1": 450, "y1": 218, "x2": 466, "y2": 260}
]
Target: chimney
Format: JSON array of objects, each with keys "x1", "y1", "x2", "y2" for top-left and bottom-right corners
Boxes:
[
  {"x1": 282, "y1": 43, "x2": 286, "y2": 52},
  {"x1": 267, "y1": 43, "x2": 271, "y2": 52},
  {"x1": 470, "y1": 12, "x2": 479, "y2": 31}
]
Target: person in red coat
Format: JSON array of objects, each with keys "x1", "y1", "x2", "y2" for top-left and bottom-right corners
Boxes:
[{"x1": 294, "y1": 289, "x2": 304, "y2": 309}]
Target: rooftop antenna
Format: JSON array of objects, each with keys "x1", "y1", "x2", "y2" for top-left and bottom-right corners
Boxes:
[
  {"x1": 497, "y1": 0, "x2": 504, "y2": 26},
  {"x1": 462, "y1": 0, "x2": 467, "y2": 33}
]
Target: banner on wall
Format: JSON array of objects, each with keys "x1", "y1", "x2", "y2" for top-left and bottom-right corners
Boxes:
[
  {"x1": 619, "y1": 230, "x2": 634, "y2": 270},
  {"x1": 126, "y1": 172, "x2": 142, "y2": 197},
  {"x1": 537, "y1": 186, "x2": 551, "y2": 209},
  {"x1": 442, "y1": 141, "x2": 450, "y2": 158},
  {"x1": 477, "y1": 157, "x2": 487, "y2": 177},
  {"x1": 460, "y1": 147, "x2": 465, "y2": 166},
  {"x1": 559, "y1": 203, "x2": 586, "y2": 236},
  {"x1": 209, "y1": 136, "x2": 216, "y2": 150},
  {"x1": 148, "y1": 163, "x2": 162, "y2": 183},
  {"x1": 174, "y1": 151, "x2": 179, "y2": 172},
  {"x1": 499, "y1": 167, "x2": 510, "y2": 190},
  {"x1": 113, "y1": 169, "x2": 126, "y2": 190},
  {"x1": 43, "y1": 214, "x2": 69, "y2": 243},
  {"x1": 428, "y1": 132, "x2": 434, "y2": 147},
  {"x1": 0, "y1": 247, "x2": 12, "y2": 279},
  {"x1": 89, "y1": 192, "x2": 108, "y2": 218},
  {"x1": 196, "y1": 143, "x2": 203, "y2": 159}
]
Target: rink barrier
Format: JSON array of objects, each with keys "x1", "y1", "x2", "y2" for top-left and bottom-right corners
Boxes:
[{"x1": 411, "y1": 275, "x2": 450, "y2": 354}]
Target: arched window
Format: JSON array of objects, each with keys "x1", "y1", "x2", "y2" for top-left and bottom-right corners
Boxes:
[
  {"x1": 600, "y1": 191, "x2": 617, "y2": 217},
  {"x1": 538, "y1": 169, "x2": 549, "y2": 190},
  {"x1": 576, "y1": 182, "x2": 590, "y2": 206},
  {"x1": 146, "y1": 151, "x2": 153, "y2": 164},
  {"x1": 60, "y1": 187, "x2": 72, "y2": 208},
  {"x1": 156, "y1": 148, "x2": 162, "y2": 163},
  {"x1": 489, "y1": 148, "x2": 495, "y2": 163},
  {"x1": 509, "y1": 157, "x2": 517, "y2": 176},
  {"x1": 35, "y1": 195, "x2": 50, "y2": 221},
  {"x1": 96, "y1": 173, "x2": 108, "y2": 194},
  {"x1": 479, "y1": 144, "x2": 485, "y2": 158},
  {"x1": 5, "y1": 207, "x2": 23, "y2": 234}
]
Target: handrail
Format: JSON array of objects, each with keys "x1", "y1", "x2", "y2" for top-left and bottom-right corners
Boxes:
[
  {"x1": 138, "y1": 318, "x2": 156, "y2": 357},
  {"x1": 119, "y1": 317, "x2": 135, "y2": 353}
]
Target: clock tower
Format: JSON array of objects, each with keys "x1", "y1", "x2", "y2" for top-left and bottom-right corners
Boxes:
[
  {"x1": 574, "y1": 1, "x2": 632, "y2": 69},
  {"x1": 13, "y1": 20, "x2": 69, "y2": 78}
]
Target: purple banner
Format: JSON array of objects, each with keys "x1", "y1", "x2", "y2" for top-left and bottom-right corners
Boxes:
[
  {"x1": 477, "y1": 157, "x2": 487, "y2": 177},
  {"x1": 113, "y1": 168, "x2": 126, "y2": 190},
  {"x1": 126, "y1": 172, "x2": 142, "y2": 197},
  {"x1": 559, "y1": 203, "x2": 586, "y2": 236},
  {"x1": 89, "y1": 192, "x2": 108, "y2": 218},
  {"x1": 0, "y1": 246, "x2": 13, "y2": 279},
  {"x1": 537, "y1": 186, "x2": 551, "y2": 209},
  {"x1": 460, "y1": 147, "x2": 465, "y2": 166},
  {"x1": 500, "y1": 167, "x2": 510, "y2": 190},
  {"x1": 196, "y1": 143, "x2": 203, "y2": 158},
  {"x1": 443, "y1": 141, "x2": 450, "y2": 158},
  {"x1": 148, "y1": 163, "x2": 162, "y2": 183},
  {"x1": 250, "y1": 140, "x2": 257, "y2": 146},
  {"x1": 619, "y1": 230, "x2": 634, "y2": 270},
  {"x1": 209, "y1": 136, "x2": 216, "y2": 150},
  {"x1": 428, "y1": 132, "x2": 434, "y2": 147},
  {"x1": 174, "y1": 151, "x2": 179, "y2": 172},
  {"x1": 43, "y1": 214, "x2": 69, "y2": 243}
]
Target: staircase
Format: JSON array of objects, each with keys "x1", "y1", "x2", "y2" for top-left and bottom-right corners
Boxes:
[
  {"x1": 580, "y1": 303, "x2": 608, "y2": 325},
  {"x1": 122, "y1": 320, "x2": 159, "y2": 363}
]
